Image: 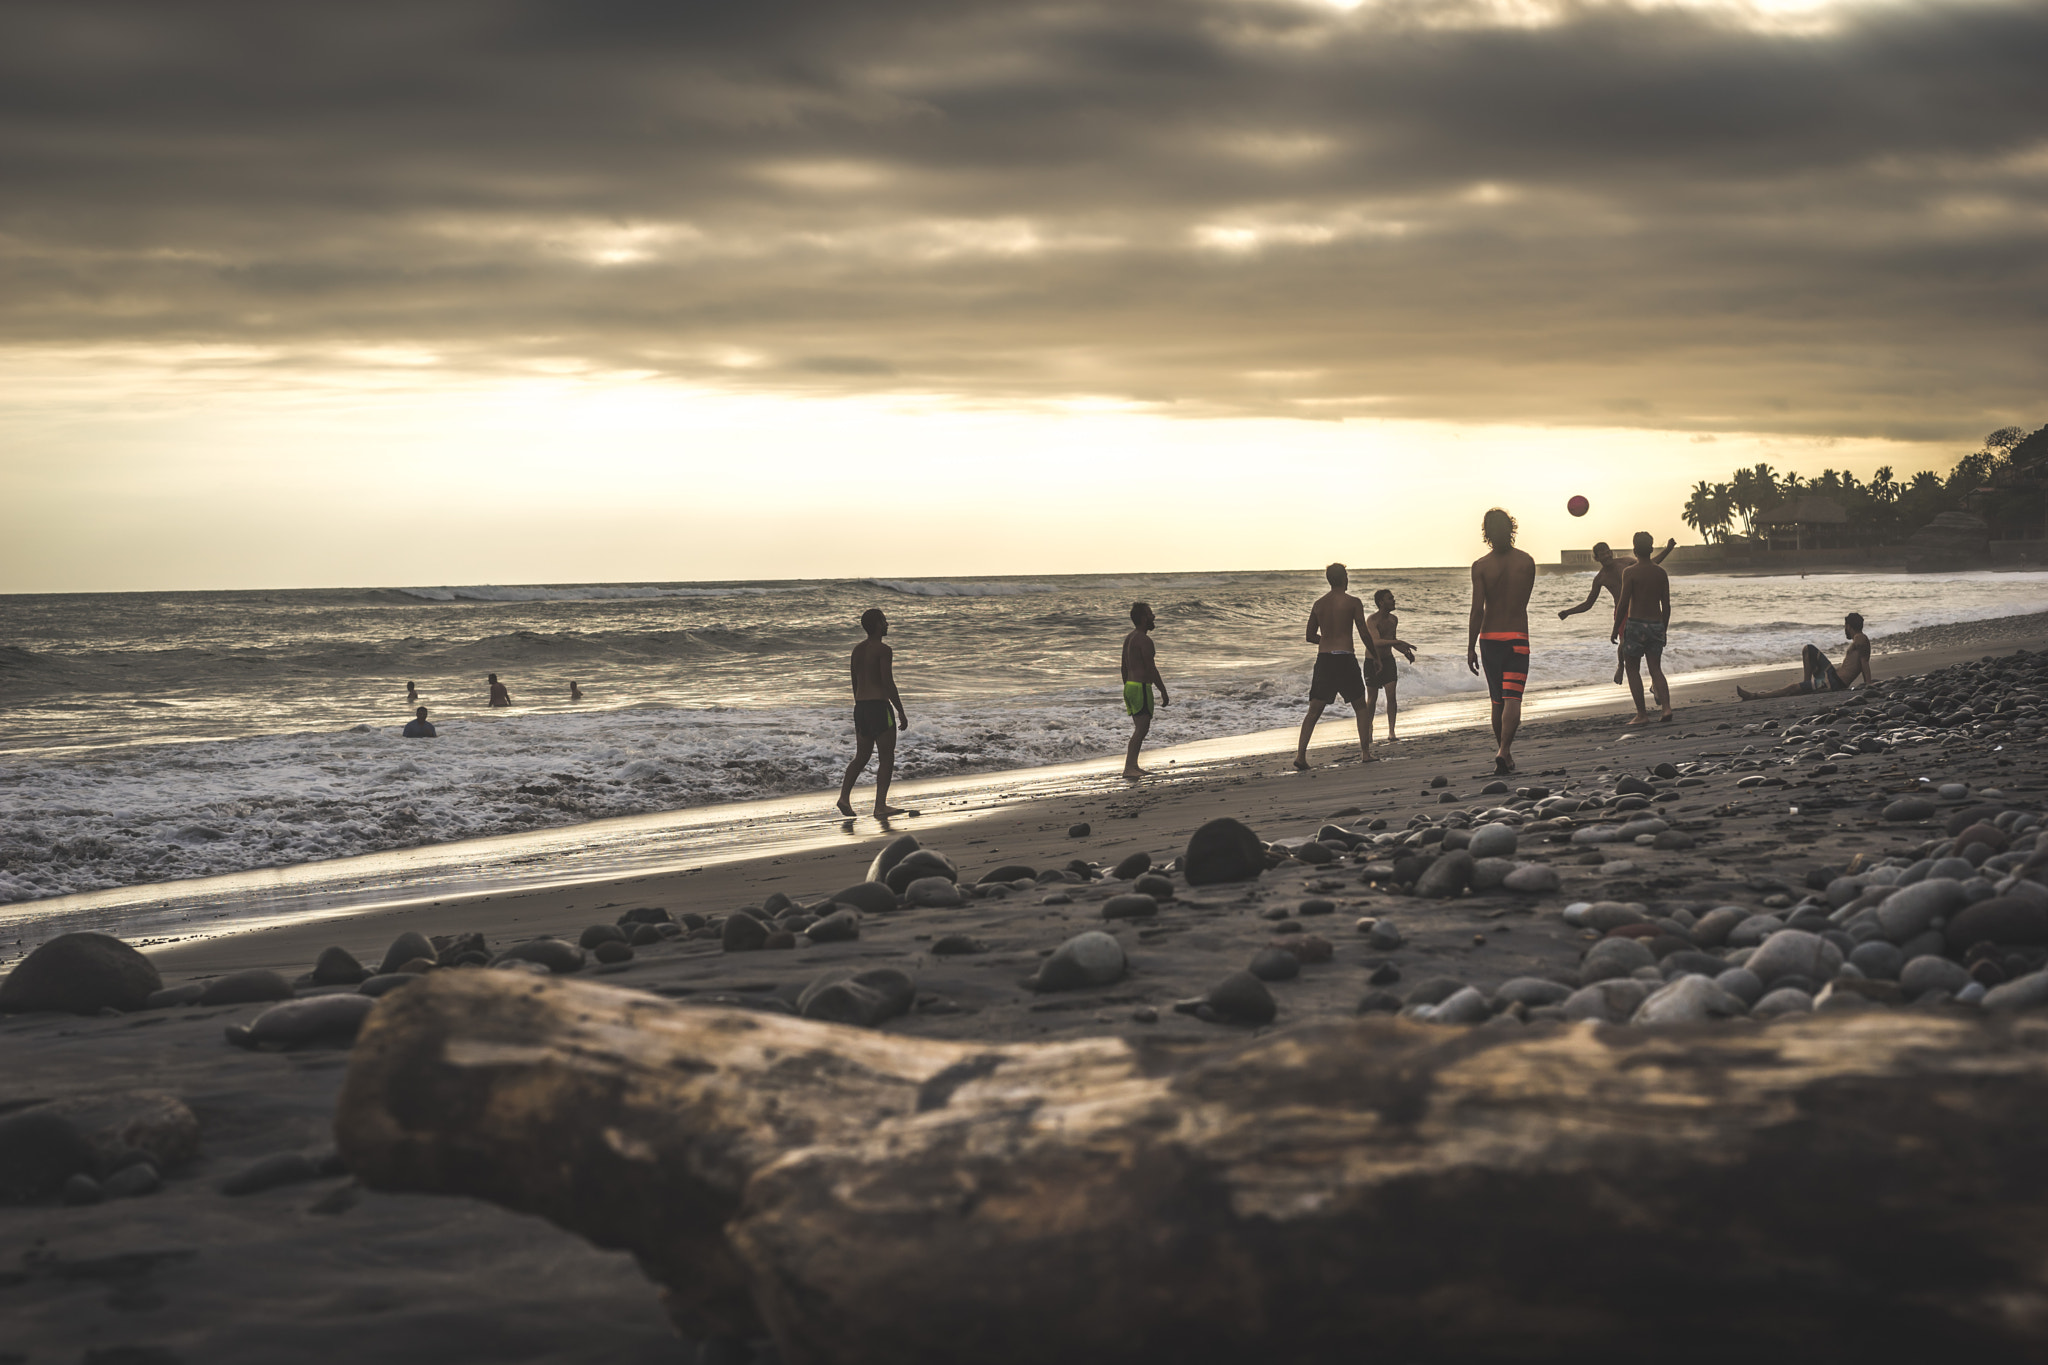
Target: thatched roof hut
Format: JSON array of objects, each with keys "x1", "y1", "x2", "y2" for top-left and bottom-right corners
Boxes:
[{"x1": 1755, "y1": 494, "x2": 1848, "y2": 528}]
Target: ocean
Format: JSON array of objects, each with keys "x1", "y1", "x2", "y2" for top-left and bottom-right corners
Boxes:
[{"x1": 6, "y1": 566, "x2": 2048, "y2": 906}]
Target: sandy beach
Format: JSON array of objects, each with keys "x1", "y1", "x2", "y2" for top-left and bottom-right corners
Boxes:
[{"x1": 6, "y1": 621, "x2": 2048, "y2": 1364}]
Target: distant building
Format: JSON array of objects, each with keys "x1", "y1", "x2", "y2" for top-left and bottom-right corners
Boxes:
[{"x1": 1755, "y1": 494, "x2": 1848, "y2": 551}]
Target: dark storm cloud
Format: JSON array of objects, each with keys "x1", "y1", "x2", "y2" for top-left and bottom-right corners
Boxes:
[{"x1": 1, "y1": 0, "x2": 2044, "y2": 438}]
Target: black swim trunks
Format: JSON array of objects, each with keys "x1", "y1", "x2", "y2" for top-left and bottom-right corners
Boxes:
[
  {"x1": 1363, "y1": 647, "x2": 1398, "y2": 691},
  {"x1": 1309, "y1": 652, "x2": 1366, "y2": 705},
  {"x1": 853, "y1": 699, "x2": 897, "y2": 740},
  {"x1": 1798, "y1": 645, "x2": 1847, "y2": 694},
  {"x1": 1478, "y1": 632, "x2": 1529, "y2": 705}
]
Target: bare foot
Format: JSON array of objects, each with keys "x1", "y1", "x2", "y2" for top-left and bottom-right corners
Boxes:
[
  {"x1": 1292, "y1": 757, "x2": 1311, "y2": 771},
  {"x1": 1494, "y1": 755, "x2": 1516, "y2": 775},
  {"x1": 835, "y1": 797, "x2": 856, "y2": 817},
  {"x1": 1359, "y1": 753, "x2": 1377, "y2": 764},
  {"x1": 1384, "y1": 733, "x2": 1400, "y2": 743},
  {"x1": 1735, "y1": 686, "x2": 1756, "y2": 701},
  {"x1": 1122, "y1": 766, "x2": 1147, "y2": 780},
  {"x1": 1660, "y1": 711, "x2": 1674, "y2": 723},
  {"x1": 875, "y1": 804, "x2": 908, "y2": 817},
  {"x1": 1626, "y1": 713, "x2": 1654, "y2": 726}
]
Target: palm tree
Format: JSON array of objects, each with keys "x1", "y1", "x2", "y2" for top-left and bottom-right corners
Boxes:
[{"x1": 1681, "y1": 480, "x2": 1732, "y2": 543}]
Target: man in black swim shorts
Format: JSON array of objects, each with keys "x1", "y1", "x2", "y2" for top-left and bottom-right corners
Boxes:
[
  {"x1": 1295, "y1": 564, "x2": 1376, "y2": 768},
  {"x1": 837, "y1": 608, "x2": 911, "y2": 818},
  {"x1": 1466, "y1": 508, "x2": 1537, "y2": 775}
]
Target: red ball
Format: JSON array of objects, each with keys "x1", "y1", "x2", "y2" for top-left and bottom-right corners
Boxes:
[{"x1": 1567, "y1": 495, "x2": 1590, "y2": 517}]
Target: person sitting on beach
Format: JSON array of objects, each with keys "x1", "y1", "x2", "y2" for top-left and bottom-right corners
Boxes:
[
  {"x1": 1364, "y1": 589, "x2": 1418, "y2": 744},
  {"x1": 1295, "y1": 564, "x2": 1375, "y2": 769},
  {"x1": 1467, "y1": 508, "x2": 1536, "y2": 776},
  {"x1": 1738, "y1": 614, "x2": 1874, "y2": 700},
  {"x1": 1559, "y1": 537, "x2": 1676, "y2": 685},
  {"x1": 402, "y1": 706, "x2": 437, "y2": 738},
  {"x1": 570, "y1": 680, "x2": 582, "y2": 702},
  {"x1": 1615, "y1": 531, "x2": 1674, "y2": 725},
  {"x1": 487, "y1": 673, "x2": 512, "y2": 707},
  {"x1": 837, "y1": 609, "x2": 911, "y2": 818},
  {"x1": 1121, "y1": 601, "x2": 1171, "y2": 779}
]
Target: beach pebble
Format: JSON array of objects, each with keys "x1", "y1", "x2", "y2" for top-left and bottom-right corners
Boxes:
[
  {"x1": 1272, "y1": 934, "x2": 1332, "y2": 964},
  {"x1": 0, "y1": 1111, "x2": 99, "y2": 1204},
  {"x1": 102, "y1": 1162, "x2": 161, "y2": 1199},
  {"x1": 629, "y1": 923, "x2": 665, "y2": 947},
  {"x1": 62, "y1": 1173, "x2": 103, "y2": 1205},
  {"x1": 1177, "y1": 971, "x2": 1277, "y2": 1025},
  {"x1": 865, "y1": 833, "x2": 920, "y2": 883},
  {"x1": 798, "y1": 967, "x2": 916, "y2": 1028},
  {"x1": 720, "y1": 914, "x2": 772, "y2": 953},
  {"x1": 903, "y1": 876, "x2": 966, "y2": 909},
  {"x1": 1100, "y1": 893, "x2": 1159, "y2": 921},
  {"x1": 1580, "y1": 937, "x2": 1656, "y2": 984},
  {"x1": 1848, "y1": 941, "x2": 1904, "y2": 981},
  {"x1": 1745, "y1": 930, "x2": 1844, "y2": 986},
  {"x1": 1415, "y1": 850, "x2": 1474, "y2": 899},
  {"x1": 1946, "y1": 897, "x2": 2048, "y2": 954},
  {"x1": 885, "y1": 850, "x2": 960, "y2": 894},
  {"x1": 1503, "y1": 863, "x2": 1560, "y2": 894},
  {"x1": 1883, "y1": 797, "x2": 1939, "y2": 822},
  {"x1": 1357, "y1": 990, "x2": 1404, "y2": 1014},
  {"x1": 1877, "y1": 878, "x2": 1967, "y2": 943},
  {"x1": 1957, "y1": 981, "x2": 1988, "y2": 1005},
  {"x1": 378, "y1": 931, "x2": 437, "y2": 976},
  {"x1": 1068, "y1": 822, "x2": 1091, "y2": 838},
  {"x1": 832, "y1": 882, "x2": 899, "y2": 915},
  {"x1": 1131, "y1": 1005, "x2": 1159, "y2": 1024},
  {"x1": 1494, "y1": 977, "x2": 1572, "y2": 1007},
  {"x1": 1030, "y1": 931, "x2": 1127, "y2": 992},
  {"x1": 1981, "y1": 969, "x2": 2048, "y2": 1012},
  {"x1": 928, "y1": 933, "x2": 983, "y2": 955},
  {"x1": 1581, "y1": 902, "x2": 1650, "y2": 933},
  {"x1": 978, "y1": 863, "x2": 1038, "y2": 885},
  {"x1": 1633, "y1": 974, "x2": 1745, "y2": 1025},
  {"x1": 198, "y1": 969, "x2": 296, "y2": 1007},
  {"x1": 1248, "y1": 947, "x2": 1301, "y2": 981},
  {"x1": 0, "y1": 932, "x2": 161, "y2": 1015},
  {"x1": 1938, "y1": 782, "x2": 1969, "y2": 801},
  {"x1": 578, "y1": 924, "x2": 627, "y2": 949},
  {"x1": 1427, "y1": 986, "x2": 1491, "y2": 1025},
  {"x1": 1465, "y1": 824, "x2": 1517, "y2": 859},
  {"x1": 1661, "y1": 950, "x2": 1727, "y2": 978},
  {"x1": 1689, "y1": 906, "x2": 1751, "y2": 948},
  {"x1": 1562, "y1": 978, "x2": 1649, "y2": 1023},
  {"x1": 496, "y1": 937, "x2": 587, "y2": 973},
  {"x1": 1727, "y1": 915, "x2": 1784, "y2": 949},
  {"x1": 1900, "y1": 955, "x2": 1971, "y2": 996},
  {"x1": 1183, "y1": 818, "x2": 1266, "y2": 885},
  {"x1": 144, "y1": 984, "x2": 207, "y2": 1009},
  {"x1": 1368, "y1": 963, "x2": 1401, "y2": 985},
  {"x1": 1714, "y1": 967, "x2": 1764, "y2": 1005},
  {"x1": 1752, "y1": 987, "x2": 1816, "y2": 1018},
  {"x1": 806, "y1": 909, "x2": 862, "y2": 943},
  {"x1": 357, "y1": 973, "x2": 421, "y2": 997},
  {"x1": 1652, "y1": 831, "x2": 1696, "y2": 851},
  {"x1": 221, "y1": 1152, "x2": 324, "y2": 1197},
  {"x1": 225, "y1": 993, "x2": 377, "y2": 1049},
  {"x1": 1291, "y1": 840, "x2": 1336, "y2": 865},
  {"x1": 311, "y1": 946, "x2": 370, "y2": 986},
  {"x1": 1298, "y1": 897, "x2": 1336, "y2": 916},
  {"x1": 616, "y1": 906, "x2": 674, "y2": 926},
  {"x1": 1482, "y1": 780, "x2": 1511, "y2": 795},
  {"x1": 1470, "y1": 857, "x2": 1516, "y2": 892},
  {"x1": 1367, "y1": 920, "x2": 1405, "y2": 951},
  {"x1": 1111, "y1": 851, "x2": 1152, "y2": 880},
  {"x1": 592, "y1": 940, "x2": 634, "y2": 965},
  {"x1": 1134, "y1": 874, "x2": 1176, "y2": 900}
]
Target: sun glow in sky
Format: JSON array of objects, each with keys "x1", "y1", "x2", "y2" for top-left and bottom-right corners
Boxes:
[{"x1": 0, "y1": 0, "x2": 2041, "y2": 592}]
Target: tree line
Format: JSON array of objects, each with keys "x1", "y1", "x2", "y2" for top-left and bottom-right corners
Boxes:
[{"x1": 1680, "y1": 424, "x2": 2048, "y2": 546}]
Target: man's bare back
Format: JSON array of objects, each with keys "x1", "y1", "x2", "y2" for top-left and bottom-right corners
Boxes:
[
  {"x1": 1617, "y1": 559, "x2": 1670, "y2": 627},
  {"x1": 1467, "y1": 509, "x2": 1536, "y2": 775},
  {"x1": 850, "y1": 637, "x2": 893, "y2": 700},
  {"x1": 1470, "y1": 550, "x2": 1536, "y2": 635},
  {"x1": 1307, "y1": 589, "x2": 1368, "y2": 653}
]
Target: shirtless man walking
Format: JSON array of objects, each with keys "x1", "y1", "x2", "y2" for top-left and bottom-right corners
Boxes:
[
  {"x1": 1615, "y1": 531, "x2": 1674, "y2": 725},
  {"x1": 1364, "y1": 589, "x2": 1418, "y2": 744},
  {"x1": 837, "y1": 609, "x2": 911, "y2": 818},
  {"x1": 1295, "y1": 563, "x2": 1375, "y2": 769},
  {"x1": 1559, "y1": 537, "x2": 1676, "y2": 684},
  {"x1": 1738, "y1": 614, "x2": 1874, "y2": 700},
  {"x1": 486, "y1": 673, "x2": 512, "y2": 707},
  {"x1": 1466, "y1": 508, "x2": 1537, "y2": 776},
  {"x1": 1120, "y1": 602, "x2": 1171, "y2": 779}
]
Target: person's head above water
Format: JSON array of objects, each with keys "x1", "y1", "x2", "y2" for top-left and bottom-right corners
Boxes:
[
  {"x1": 1129, "y1": 601, "x2": 1155, "y2": 629},
  {"x1": 860, "y1": 608, "x2": 888, "y2": 637},
  {"x1": 1633, "y1": 531, "x2": 1655, "y2": 557},
  {"x1": 1482, "y1": 508, "x2": 1517, "y2": 550},
  {"x1": 415, "y1": 706, "x2": 429, "y2": 720},
  {"x1": 1326, "y1": 563, "x2": 1348, "y2": 590},
  {"x1": 1374, "y1": 589, "x2": 1395, "y2": 609},
  {"x1": 1845, "y1": 612, "x2": 1865, "y2": 635}
]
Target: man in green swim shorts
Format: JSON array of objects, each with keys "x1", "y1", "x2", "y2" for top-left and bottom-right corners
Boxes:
[{"x1": 1121, "y1": 601, "x2": 1171, "y2": 779}]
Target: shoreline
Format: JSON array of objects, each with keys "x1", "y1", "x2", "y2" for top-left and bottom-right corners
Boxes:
[{"x1": 112, "y1": 622, "x2": 2041, "y2": 978}]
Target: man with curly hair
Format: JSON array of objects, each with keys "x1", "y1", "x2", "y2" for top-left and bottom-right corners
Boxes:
[{"x1": 1466, "y1": 508, "x2": 1536, "y2": 776}]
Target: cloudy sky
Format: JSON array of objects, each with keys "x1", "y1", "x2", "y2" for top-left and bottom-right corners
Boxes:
[{"x1": 3, "y1": 0, "x2": 2043, "y2": 591}]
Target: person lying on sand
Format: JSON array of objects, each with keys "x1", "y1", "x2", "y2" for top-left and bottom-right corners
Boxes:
[
  {"x1": 837, "y1": 608, "x2": 911, "y2": 818},
  {"x1": 1467, "y1": 508, "x2": 1536, "y2": 776},
  {"x1": 1121, "y1": 601, "x2": 1171, "y2": 779},
  {"x1": 1364, "y1": 589, "x2": 1418, "y2": 743},
  {"x1": 1560, "y1": 537, "x2": 1676, "y2": 684},
  {"x1": 487, "y1": 673, "x2": 512, "y2": 707},
  {"x1": 401, "y1": 706, "x2": 437, "y2": 738},
  {"x1": 1738, "y1": 614, "x2": 1875, "y2": 700},
  {"x1": 1296, "y1": 563, "x2": 1375, "y2": 769},
  {"x1": 1615, "y1": 531, "x2": 1674, "y2": 725}
]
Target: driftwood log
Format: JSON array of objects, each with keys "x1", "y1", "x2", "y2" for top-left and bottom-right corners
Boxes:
[{"x1": 336, "y1": 972, "x2": 2048, "y2": 1363}]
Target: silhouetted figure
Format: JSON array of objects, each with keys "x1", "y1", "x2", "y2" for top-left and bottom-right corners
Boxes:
[
  {"x1": 836, "y1": 609, "x2": 909, "y2": 818},
  {"x1": 1467, "y1": 508, "x2": 1536, "y2": 775},
  {"x1": 1121, "y1": 602, "x2": 1170, "y2": 779},
  {"x1": 487, "y1": 673, "x2": 511, "y2": 707},
  {"x1": 402, "y1": 707, "x2": 437, "y2": 738}
]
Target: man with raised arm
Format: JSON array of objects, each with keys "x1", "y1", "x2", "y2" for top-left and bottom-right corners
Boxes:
[
  {"x1": 1615, "y1": 531, "x2": 1675, "y2": 725},
  {"x1": 1295, "y1": 563, "x2": 1375, "y2": 769},
  {"x1": 1120, "y1": 601, "x2": 1171, "y2": 779},
  {"x1": 836, "y1": 608, "x2": 911, "y2": 819},
  {"x1": 1559, "y1": 537, "x2": 1677, "y2": 684},
  {"x1": 1738, "y1": 614, "x2": 1875, "y2": 700},
  {"x1": 1364, "y1": 588, "x2": 1418, "y2": 744},
  {"x1": 1467, "y1": 508, "x2": 1537, "y2": 776}
]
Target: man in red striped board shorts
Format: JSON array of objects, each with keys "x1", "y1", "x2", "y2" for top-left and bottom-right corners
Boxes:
[{"x1": 1466, "y1": 507, "x2": 1536, "y2": 776}]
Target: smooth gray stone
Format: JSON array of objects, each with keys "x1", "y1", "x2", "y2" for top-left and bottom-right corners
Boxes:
[
  {"x1": 1579, "y1": 937, "x2": 1655, "y2": 985},
  {"x1": 378, "y1": 931, "x2": 436, "y2": 976},
  {"x1": 1134, "y1": 874, "x2": 1176, "y2": 900},
  {"x1": 902, "y1": 876, "x2": 965, "y2": 908},
  {"x1": 1030, "y1": 931, "x2": 1126, "y2": 992},
  {"x1": 1957, "y1": 981, "x2": 1988, "y2": 1005},
  {"x1": 144, "y1": 984, "x2": 208, "y2": 1009},
  {"x1": 804, "y1": 909, "x2": 861, "y2": 944},
  {"x1": 798, "y1": 967, "x2": 916, "y2": 1028},
  {"x1": 865, "y1": 833, "x2": 920, "y2": 883},
  {"x1": 1897, "y1": 858, "x2": 1934, "y2": 886},
  {"x1": 1184, "y1": 971, "x2": 1278, "y2": 1025},
  {"x1": 1502, "y1": 863, "x2": 1560, "y2": 894},
  {"x1": 311, "y1": 946, "x2": 370, "y2": 986},
  {"x1": 1467, "y1": 823, "x2": 1518, "y2": 859},
  {"x1": 1247, "y1": 948, "x2": 1301, "y2": 982},
  {"x1": 832, "y1": 882, "x2": 900, "y2": 915},
  {"x1": 0, "y1": 932, "x2": 162, "y2": 1014},
  {"x1": 495, "y1": 937, "x2": 586, "y2": 973},
  {"x1": 1714, "y1": 967, "x2": 1764, "y2": 1006},
  {"x1": 1928, "y1": 857, "x2": 1976, "y2": 881},
  {"x1": 1752, "y1": 987, "x2": 1816, "y2": 1018},
  {"x1": 578, "y1": 924, "x2": 627, "y2": 949},
  {"x1": 1982, "y1": 970, "x2": 2048, "y2": 1013},
  {"x1": 1883, "y1": 796, "x2": 1938, "y2": 821},
  {"x1": 1899, "y1": 955, "x2": 1971, "y2": 997},
  {"x1": 1825, "y1": 877, "x2": 1866, "y2": 908},
  {"x1": 1690, "y1": 906, "x2": 1751, "y2": 948},
  {"x1": 1429, "y1": 986, "x2": 1492, "y2": 1025},
  {"x1": 1561, "y1": 978, "x2": 1650, "y2": 1023},
  {"x1": 1848, "y1": 940, "x2": 1904, "y2": 981},
  {"x1": 1571, "y1": 826, "x2": 1625, "y2": 845},
  {"x1": 1470, "y1": 857, "x2": 1516, "y2": 892},
  {"x1": 224, "y1": 993, "x2": 377, "y2": 1049},
  {"x1": 357, "y1": 973, "x2": 421, "y2": 997},
  {"x1": 198, "y1": 969, "x2": 296, "y2": 1007},
  {"x1": 1617, "y1": 817, "x2": 1670, "y2": 840},
  {"x1": 1110, "y1": 851, "x2": 1153, "y2": 880},
  {"x1": 884, "y1": 848, "x2": 958, "y2": 894},
  {"x1": 102, "y1": 1162, "x2": 161, "y2": 1199},
  {"x1": 1183, "y1": 818, "x2": 1266, "y2": 886},
  {"x1": 1493, "y1": 977, "x2": 1573, "y2": 1007},
  {"x1": 1100, "y1": 893, "x2": 1160, "y2": 921},
  {"x1": 1961, "y1": 877, "x2": 1998, "y2": 905},
  {"x1": 1416, "y1": 850, "x2": 1475, "y2": 899},
  {"x1": 1876, "y1": 878, "x2": 1967, "y2": 943},
  {"x1": 1632, "y1": 974, "x2": 1744, "y2": 1025},
  {"x1": 1745, "y1": 929, "x2": 1844, "y2": 986},
  {"x1": 1582, "y1": 902, "x2": 1650, "y2": 932},
  {"x1": 1367, "y1": 920, "x2": 1405, "y2": 951},
  {"x1": 1726, "y1": 915, "x2": 1785, "y2": 949}
]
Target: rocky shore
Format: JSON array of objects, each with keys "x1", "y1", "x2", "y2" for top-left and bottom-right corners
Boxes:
[{"x1": 5, "y1": 642, "x2": 2048, "y2": 1364}]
